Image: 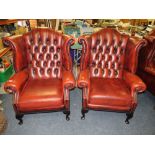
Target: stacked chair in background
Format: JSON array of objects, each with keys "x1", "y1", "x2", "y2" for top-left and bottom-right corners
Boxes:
[{"x1": 137, "y1": 30, "x2": 155, "y2": 95}]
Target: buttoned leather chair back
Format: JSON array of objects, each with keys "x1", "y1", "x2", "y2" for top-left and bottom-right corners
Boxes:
[
  {"x1": 81, "y1": 29, "x2": 129, "y2": 79},
  {"x1": 3, "y1": 28, "x2": 75, "y2": 124},
  {"x1": 11, "y1": 28, "x2": 73, "y2": 78}
]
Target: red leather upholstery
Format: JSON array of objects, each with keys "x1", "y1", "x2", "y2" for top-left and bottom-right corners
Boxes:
[
  {"x1": 4, "y1": 69, "x2": 29, "y2": 93},
  {"x1": 137, "y1": 30, "x2": 155, "y2": 95},
  {"x1": 3, "y1": 28, "x2": 75, "y2": 121},
  {"x1": 89, "y1": 78, "x2": 132, "y2": 110},
  {"x1": 78, "y1": 28, "x2": 146, "y2": 120},
  {"x1": 18, "y1": 79, "x2": 64, "y2": 112}
]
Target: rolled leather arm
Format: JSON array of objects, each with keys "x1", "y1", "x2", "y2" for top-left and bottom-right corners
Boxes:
[
  {"x1": 129, "y1": 36, "x2": 147, "y2": 46},
  {"x1": 144, "y1": 67, "x2": 155, "y2": 76},
  {"x1": 123, "y1": 70, "x2": 146, "y2": 93},
  {"x1": 77, "y1": 69, "x2": 90, "y2": 88},
  {"x1": 144, "y1": 35, "x2": 155, "y2": 43},
  {"x1": 4, "y1": 69, "x2": 29, "y2": 94},
  {"x1": 62, "y1": 70, "x2": 75, "y2": 89}
]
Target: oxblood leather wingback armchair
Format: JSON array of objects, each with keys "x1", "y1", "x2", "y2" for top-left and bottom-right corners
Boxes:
[
  {"x1": 137, "y1": 30, "x2": 155, "y2": 95},
  {"x1": 78, "y1": 28, "x2": 147, "y2": 124},
  {"x1": 3, "y1": 28, "x2": 75, "y2": 124}
]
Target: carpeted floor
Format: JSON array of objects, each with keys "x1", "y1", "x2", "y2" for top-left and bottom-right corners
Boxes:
[{"x1": 1, "y1": 89, "x2": 155, "y2": 135}]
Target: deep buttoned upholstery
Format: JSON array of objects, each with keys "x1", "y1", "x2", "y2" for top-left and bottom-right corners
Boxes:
[
  {"x1": 78, "y1": 28, "x2": 147, "y2": 123},
  {"x1": 3, "y1": 28, "x2": 75, "y2": 123},
  {"x1": 88, "y1": 29, "x2": 128, "y2": 79},
  {"x1": 23, "y1": 29, "x2": 66, "y2": 79}
]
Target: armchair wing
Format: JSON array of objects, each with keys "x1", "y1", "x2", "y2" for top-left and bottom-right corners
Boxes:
[
  {"x1": 137, "y1": 30, "x2": 155, "y2": 95},
  {"x1": 3, "y1": 35, "x2": 28, "y2": 72},
  {"x1": 125, "y1": 36, "x2": 147, "y2": 73}
]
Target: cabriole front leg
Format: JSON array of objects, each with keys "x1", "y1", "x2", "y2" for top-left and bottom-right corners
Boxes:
[
  {"x1": 15, "y1": 114, "x2": 24, "y2": 125},
  {"x1": 125, "y1": 112, "x2": 134, "y2": 124},
  {"x1": 63, "y1": 100, "x2": 70, "y2": 121},
  {"x1": 63, "y1": 110, "x2": 70, "y2": 121},
  {"x1": 81, "y1": 97, "x2": 88, "y2": 120},
  {"x1": 81, "y1": 109, "x2": 88, "y2": 120}
]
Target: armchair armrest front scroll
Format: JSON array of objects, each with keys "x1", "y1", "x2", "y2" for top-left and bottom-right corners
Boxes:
[
  {"x1": 123, "y1": 70, "x2": 146, "y2": 93},
  {"x1": 62, "y1": 70, "x2": 75, "y2": 90},
  {"x1": 144, "y1": 67, "x2": 155, "y2": 76},
  {"x1": 4, "y1": 69, "x2": 29, "y2": 94},
  {"x1": 77, "y1": 69, "x2": 90, "y2": 88}
]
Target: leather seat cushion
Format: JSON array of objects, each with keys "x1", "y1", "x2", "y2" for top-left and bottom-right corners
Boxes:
[
  {"x1": 18, "y1": 79, "x2": 64, "y2": 112},
  {"x1": 88, "y1": 78, "x2": 132, "y2": 110}
]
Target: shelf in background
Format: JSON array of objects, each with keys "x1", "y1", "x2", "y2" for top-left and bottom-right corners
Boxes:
[
  {"x1": 0, "y1": 19, "x2": 25, "y2": 26},
  {"x1": 0, "y1": 48, "x2": 11, "y2": 58}
]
